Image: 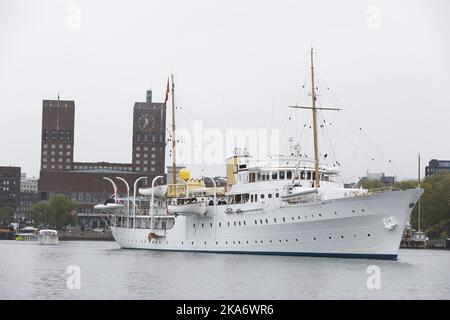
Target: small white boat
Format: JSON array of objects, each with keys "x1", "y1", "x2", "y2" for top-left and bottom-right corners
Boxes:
[
  {"x1": 139, "y1": 185, "x2": 168, "y2": 198},
  {"x1": 94, "y1": 203, "x2": 124, "y2": 211},
  {"x1": 167, "y1": 200, "x2": 207, "y2": 216},
  {"x1": 38, "y1": 229, "x2": 59, "y2": 245}
]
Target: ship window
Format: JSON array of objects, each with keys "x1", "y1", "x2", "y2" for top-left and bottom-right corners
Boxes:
[
  {"x1": 287, "y1": 171, "x2": 292, "y2": 179},
  {"x1": 283, "y1": 217, "x2": 286, "y2": 222},
  {"x1": 265, "y1": 219, "x2": 268, "y2": 224},
  {"x1": 274, "y1": 218, "x2": 277, "y2": 223},
  {"x1": 219, "y1": 222, "x2": 222, "y2": 227},
  {"x1": 193, "y1": 224, "x2": 195, "y2": 228},
  {"x1": 279, "y1": 171, "x2": 285, "y2": 179},
  {"x1": 251, "y1": 194, "x2": 254, "y2": 202},
  {"x1": 260, "y1": 219, "x2": 263, "y2": 224},
  {"x1": 300, "y1": 171, "x2": 305, "y2": 179},
  {"x1": 313, "y1": 237, "x2": 317, "y2": 240},
  {"x1": 228, "y1": 222, "x2": 230, "y2": 227},
  {"x1": 201, "y1": 223, "x2": 204, "y2": 228},
  {"x1": 329, "y1": 236, "x2": 332, "y2": 239},
  {"x1": 261, "y1": 194, "x2": 265, "y2": 199},
  {"x1": 275, "y1": 193, "x2": 279, "y2": 198},
  {"x1": 268, "y1": 194, "x2": 272, "y2": 199},
  {"x1": 257, "y1": 173, "x2": 261, "y2": 181},
  {"x1": 254, "y1": 194, "x2": 258, "y2": 202},
  {"x1": 254, "y1": 220, "x2": 257, "y2": 225},
  {"x1": 272, "y1": 172, "x2": 278, "y2": 180},
  {"x1": 367, "y1": 234, "x2": 371, "y2": 237},
  {"x1": 243, "y1": 221, "x2": 246, "y2": 226},
  {"x1": 341, "y1": 235, "x2": 344, "y2": 239},
  {"x1": 238, "y1": 221, "x2": 241, "y2": 226},
  {"x1": 210, "y1": 223, "x2": 213, "y2": 227},
  {"x1": 307, "y1": 171, "x2": 311, "y2": 180},
  {"x1": 234, "y1": 221, "x2": 236, "y2": 226},
  {"x1": 296, "y1": 238, "x2": 299, "y2": 242}
]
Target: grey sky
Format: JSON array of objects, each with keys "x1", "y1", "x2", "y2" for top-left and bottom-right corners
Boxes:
[{"x1": 1, "y1": 0, "x2": 449, "y2": 181}]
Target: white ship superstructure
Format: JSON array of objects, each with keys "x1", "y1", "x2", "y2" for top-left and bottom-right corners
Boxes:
[{"x1": 94, "y1": 49, "x2": 423, "y2": 260}]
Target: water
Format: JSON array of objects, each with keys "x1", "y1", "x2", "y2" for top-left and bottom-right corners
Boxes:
[{"x1": 0, "y1": 240, "x2": 449, "y2": 299}]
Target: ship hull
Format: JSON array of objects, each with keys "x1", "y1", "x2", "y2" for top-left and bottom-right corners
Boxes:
[{"x1": 111, "y1": 189, "x2": 422, "y2": 260}]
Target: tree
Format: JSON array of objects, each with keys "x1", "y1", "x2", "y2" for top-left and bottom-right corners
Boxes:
[
  {"x1": 27, "y1": 194, "x2": 77, "y2": 229},
  {"x1": 360, "y1": 179, "x2": 385, "y2": 190},
  {"x1": 0, "y1": 206, "x2": 14, "y2": 225}
]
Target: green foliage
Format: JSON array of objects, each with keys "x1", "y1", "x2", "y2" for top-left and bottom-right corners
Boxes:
[
  {"x1": 360, "y1": 179, "x2": 386, "y2": 190},
  {"x1": 0, "y1": 206, "x2": 14, "y2": 225},
  {"x1": 27, "y1": 194, "x2": 77, "y2": 229}
]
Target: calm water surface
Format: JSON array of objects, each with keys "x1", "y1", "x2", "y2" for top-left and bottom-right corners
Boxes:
[{"x1": 0, "y1": 240, "x2": 449, "y2": 299}]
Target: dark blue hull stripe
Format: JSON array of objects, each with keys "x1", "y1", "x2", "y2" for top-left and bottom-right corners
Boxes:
[{"x1": 119, "y1": 247, "x2": 398, "y2": 260}]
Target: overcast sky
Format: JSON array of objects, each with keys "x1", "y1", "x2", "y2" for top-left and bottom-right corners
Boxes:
[{"x1": 1, "y1": 0, "x2": 449, "y2": 182}]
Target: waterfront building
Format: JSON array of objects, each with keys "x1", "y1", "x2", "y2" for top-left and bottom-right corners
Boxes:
[
  {"x1": 38, "y1": 88, "x2": 167, "y2": 230},
  {"x1": 425, "y1": 159, "x2": 450, "y2": 177},
  {"x1": 0, "y1": 166, "x2": 21, "y2": 215},
  {"x1": 19, "y1": 173, "x2": 39, "y2": 217}
]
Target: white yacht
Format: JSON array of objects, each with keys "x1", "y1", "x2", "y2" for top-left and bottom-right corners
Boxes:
[{"x1": 94, "y1": 50, "x2": 423, "y2": 260}]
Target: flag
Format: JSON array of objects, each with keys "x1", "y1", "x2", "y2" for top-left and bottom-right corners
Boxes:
[
  {"x1": 164, "y1": 78, "x2": 170, "y2": 107},
  {"x1": 104, "y1": 193, "x2": 116, "y2": 205}
]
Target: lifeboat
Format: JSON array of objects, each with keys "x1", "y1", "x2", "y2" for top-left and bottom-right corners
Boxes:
[
  {"x1": 167, "y1": 200, "x2": 207, "y2": 216},
  {"x1": 139, "y1": 185, "x2": 168, "y2": 198},
  {"x1": 93, "y1": 203, "x2": 124, "y2": 212}
]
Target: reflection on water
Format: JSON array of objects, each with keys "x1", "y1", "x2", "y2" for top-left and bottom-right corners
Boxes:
[{"x1": 0, "y1": 240, "x2": 449, "y2": 299}]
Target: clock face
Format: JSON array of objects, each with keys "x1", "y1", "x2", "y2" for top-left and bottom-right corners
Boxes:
[{"x1": 138, "y1": 114, "x2": 155, "y2": 131}]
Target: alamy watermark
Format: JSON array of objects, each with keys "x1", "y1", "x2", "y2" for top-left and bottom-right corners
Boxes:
[
  {"x1": 66, "y1": 265, "x2": 81, "y2": 290},
  {"x1": 366, "y1": 265, "x2": 381, "y2": 290},
  {"x1": 174, "y1": 121, "x2": 280, "y2": 165}
]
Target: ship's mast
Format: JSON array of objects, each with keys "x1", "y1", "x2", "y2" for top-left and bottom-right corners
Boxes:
[
  {"x1": 310, "y1": 48, "x2": 320, "y2": 188},
  {"x1": 171, "y1": 74, "x2": 177, "y2": 185},
  {"x1": 418, "y1": 153, "x2": 421, "y2": 231}
]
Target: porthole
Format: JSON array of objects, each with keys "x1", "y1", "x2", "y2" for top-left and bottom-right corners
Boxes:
[
  {"x1": 210, "y1": 223, "x2": 213, "y2": 227},
  {"x1": 334, "y1": 212, "x2": 337, "y2": 215},
  {"x1": 340, "y1": 235, "x2": 344, "y2": 239},
  {"x1": 193, "y1": 224, "x2": 196, "y2": 228},
  {"x1": 243, "y1": 221, "x2": 246, "y2": 226},
  {"x1": 313, "y1": 237, "x2": 317, "y2": 240},
  {"x1": 311, "y1": 215, "x2": 314, "y2": 218},
  {"x1": 233, "y1": 241, "x2": 235, "y2": 244},
  {"x1": 260, "y1": 240, "x2": 263, "y2": 243},
  {"x1": 283, "y1": 217, "x2": 286, "y2": 222},
  {"x1": 201, "y1": 223, "x2": 204, "y2": 228},
  {"x1": 234, "y1": 221, "x2": 236, "y2": 226},
  {"x1": 260, "y1": 219, "x2": 263, "y2": 224},
  {"x1": 353, "y1": 234, "x2": 356, "y2": 238},
  {"x1": 362, "y1": 209, "x2": 365, "y2": 212},
  {"x1": 191, "y1": 241, "x2": 194, "y2": 245},
  {"x1": 279, "y1": 239, "x2": 282, "y2": 243},
  {"x1": 204, "y1": 241, "x2": 207, "y2": 245},
  {"x1": 265, "y1": 219, "x2": 268, "y2": 224},
  {"x1": 274, "y1": 218, "x2": 277, "y2": 223},
  {"x1": 296, "y1": 238, "x2": 299, "y2": 242},
  {"x1": 228, "y1": 222, "x2": 230, "y2": 227},
  {"x1": 238, "y1": 221, "x2": 241, "y2": 226},
  {"x1": 292, "y1": 217, "x2": 294, "y2": 221},
  {"x1": 216, "y1": 241, "x2": 218, "y2": 245},
  {"x1": 255, "y1": 240, "x2": 258, "y2": 244},
  {"x1": 367, "y1": 233, "x2": 371, "y2": 237},
  {"x1": 238, "y1": 241, "x2": 241, "y2": 244},
  {"x1": 298, "y1": 216, "x2": 301, "y2": 220},
  {"x1": 329, "y1": 236, "x2": 332, "y2": 240},
  {"x1": 352, "y1": 210, "x2": 355, "y2": 213},
  {"x1": 270, "y1": 240, "x2": 273, "y2": 243},
  {"x1": 226, "y1": 241, "x2": 228, "y2": 244},
  {"x1": 319, "y1": 214, "x2": 322, "y2": 217},
  {"x1": 219, "y1": 222, "x2": 222, "y2": 227},
  {"x1": 254, "y1": 220, "x2": 257, "y2": 225},
  {"x1": 285, "y1": 239, "x2": 288, "y2": 242},
  {"x1": 181, "y1": 241, "x2": 184, "y2": 245},
  {"x1": 246, "y1": 241, "x2": 249, "y2": 244}
]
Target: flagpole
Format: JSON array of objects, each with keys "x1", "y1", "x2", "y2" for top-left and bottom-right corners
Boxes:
[{"x1": 171, "y1": 74, "x2": 177, "y2": 185}]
